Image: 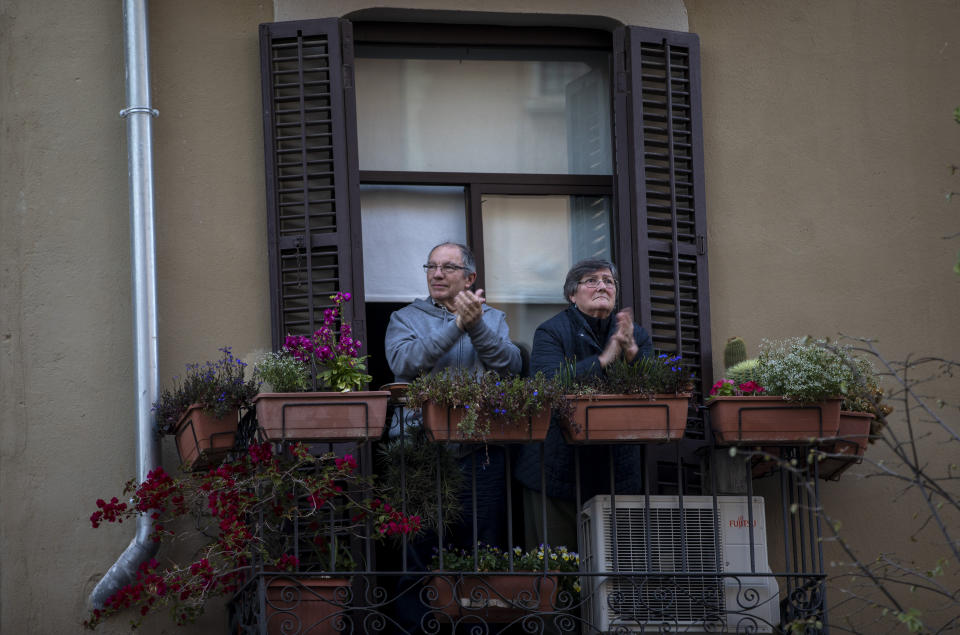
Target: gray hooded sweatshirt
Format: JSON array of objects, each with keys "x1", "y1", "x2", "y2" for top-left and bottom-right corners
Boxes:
[{"x1": 385, "y1": 297, "x2": 521, "y2": 382}]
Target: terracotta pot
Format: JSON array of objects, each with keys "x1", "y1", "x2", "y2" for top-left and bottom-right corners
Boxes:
[
  {"x1": 708, "y1": 396, "x2": 842, "y2": 445},
  {"x1": 817, "y1": 411, "x2": 873, "y2": 481},
  {"x1": 562, "y1": 393, "x2": 691, "y2": 443},
  {"x1": 174, "y1": 404, "x2": 239, "y2": 471},
  {"x1": 420, "y1": 401, "x2": 550, "y2": 442},
  {"x1": 253, "y1": 391, "x2": 389, "y2": 443},
  {"x1": 831, "y1": 411, "x2": 872, "y2": 455},
  {"x1": 264, "y1": 575, "x2": 349, "y2": 634},
  {"x1": 428, "y1": 573, "x2": 559, "y2": 623}
]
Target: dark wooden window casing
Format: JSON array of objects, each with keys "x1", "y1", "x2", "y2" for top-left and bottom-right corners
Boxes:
[{"x1": 259, "y1": 18, "x2": 712, "y2": 401}]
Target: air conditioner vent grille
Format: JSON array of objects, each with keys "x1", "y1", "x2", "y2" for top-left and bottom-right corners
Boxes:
[{"x1": 603, "y1": 506, "x2": 724, "y2": 623}]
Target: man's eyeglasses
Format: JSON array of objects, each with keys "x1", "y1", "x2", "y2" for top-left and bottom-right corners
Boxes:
[
  {"x1": 579, "y1": 276, "x2": 616, "y2": 289},
  {"x1": 423, "y1": 263, "x2": 468, "y2": 274}
]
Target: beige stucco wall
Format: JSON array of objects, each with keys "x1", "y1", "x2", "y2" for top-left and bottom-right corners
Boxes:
[
  {"x1": 1, "y1": 2, "x2": 132, "y2": 633},
  {"x1": 1, "y1": 0, "x2": 958, "y2": 632},
  {"x1": 0, "y1": 0, "x2": 271, "y2": 632},
  {"x1": 687, "y1": 0, "x2": 960, "y2": 628}
]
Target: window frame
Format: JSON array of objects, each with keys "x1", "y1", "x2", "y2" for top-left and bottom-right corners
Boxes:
[
  {"x1": 359, "y1": 172, "x2": 614, "y2": 294},
  {"x1": 259, "y1": 16, "x2": 712, "y2": 408}
]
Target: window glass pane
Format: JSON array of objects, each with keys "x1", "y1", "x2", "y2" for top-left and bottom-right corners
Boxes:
[
  {"x1": 481, "y1": 194, "x2": 612, "y2": 347},
  {"x1": 360, "y1": 185, "x2": 466, "y2": 302},
  {"x1": 355, "y1": 48, "x2": 611, "y2": 174}
]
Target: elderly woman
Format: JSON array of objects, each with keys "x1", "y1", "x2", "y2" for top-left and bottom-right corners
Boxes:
[{"x1": 515, "y1": 258, "x2": 653, "y2": 548}]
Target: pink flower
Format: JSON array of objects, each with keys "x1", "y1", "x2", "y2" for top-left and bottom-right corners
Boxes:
[
  {"x1": 738, "y1": 381, "x2": 766, "y2": 395},
  {"x1": 709, "y1": 379, "x2": 734, "y2": 396}
]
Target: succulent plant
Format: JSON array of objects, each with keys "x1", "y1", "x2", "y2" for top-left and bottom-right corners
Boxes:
[
  {"x1": 726, "y1": 358, "x2": 762, "y2": 386},
  {"x1": 724, "y1": 336, "x2": 747, "y2": 370}
]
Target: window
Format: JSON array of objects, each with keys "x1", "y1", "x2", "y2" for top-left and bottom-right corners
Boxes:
[
  {"x1": 354, "y1": 47, "x2": 611, "y2": 174},
  {"x1": 259, "y1": 17, "x2": 712, "y2": 414}
]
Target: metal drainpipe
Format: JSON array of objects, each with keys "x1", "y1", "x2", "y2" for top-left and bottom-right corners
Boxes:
[{"x1": 88, "y1": 0, "x2": 161, "y2": 609}]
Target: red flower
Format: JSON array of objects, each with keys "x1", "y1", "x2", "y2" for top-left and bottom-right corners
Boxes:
[{"x1": 738, "y1": 381, "x2": 766, "y2": 395}]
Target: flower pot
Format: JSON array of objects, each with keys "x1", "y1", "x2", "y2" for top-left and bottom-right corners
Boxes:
[
  {"x1": 561, "y1": 393, "x2": 691, "y2": 443},
  {"x1": 428, "y1": 573, "x2": 559, "y2": 623},
  {"x1": 420, "y1": 401, "x2": 551, "y2": 442},
  {"x1": 174, "y1": 404, "x2": 239, "y2": 471},
  {"x1": 817, "y1": 411, "x2": 873, "y2": 481},
  {"x1": 708, "y1": 396, "x2": 842, "y2": 445},
  {"x1": 254, "y1": 391, "x2": 389, "y2": 443},
  {"x1": 264, "y1": 575, "x2": 349, "y2": 634}
]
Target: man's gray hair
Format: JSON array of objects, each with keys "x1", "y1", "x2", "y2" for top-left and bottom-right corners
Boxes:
[
  {"x1": 429, "y1": 242, "x2": 476, "y2": 275},
  {"x1": 563, "y1": 258, "x2": 619, "y2": 300}
]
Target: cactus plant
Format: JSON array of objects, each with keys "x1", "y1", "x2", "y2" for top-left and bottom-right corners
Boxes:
[
  {"x1": 724, "y1": 336, "x2": 748, "y2": 370},
  {"x1": 726, "y1": 359, "x2": 763, "y2": 386}
]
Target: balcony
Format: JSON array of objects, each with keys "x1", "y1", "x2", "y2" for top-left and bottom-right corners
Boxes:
[{"x1": 213, "y1": 394, "x2": 845, "y2": 634}]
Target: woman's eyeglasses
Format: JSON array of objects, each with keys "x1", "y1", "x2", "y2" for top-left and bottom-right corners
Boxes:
[{"x1": 579, "y1": 276, "x2": 616, "y2": 288}]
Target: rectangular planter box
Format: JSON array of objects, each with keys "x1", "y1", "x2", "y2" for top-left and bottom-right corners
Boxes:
[
  {"x1": 421, "y1": 401, "x2": 550, "y2": 443},
  {"x1": 562, "y1": 393, "x2": 691, "y2": 443},
  {"x1": 428, "y1": 573, "x2": 559, "y2": 623},
  {"x1": 253, "y1": 391, "x2": 389, "y2": 443},
  {"x1": 708, "y1": 396, "x2": 842, "y2": 445},
  {"x1": 818, "y1": 410, "x2": 873, "y2": 481},
  {"x1": 264, "y1": 575, "x2": 349, "y2": 634},
  {"x1": 174, "y1": 404, "x2": 239, "y2": 471}
]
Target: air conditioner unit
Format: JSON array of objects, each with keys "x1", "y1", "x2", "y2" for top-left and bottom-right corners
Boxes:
[{"x1": 579, "y1": 495, "x2": 780, "y2": 633}]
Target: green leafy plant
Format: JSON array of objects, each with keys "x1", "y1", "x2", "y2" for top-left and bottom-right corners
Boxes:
[
  {"x1": 405, "y1": 369, "x2": 566, "y2": 441},
  {"x1": 84, "y1": 442, "x2": 421, "y2": 630},
  {"x1": 592, "y1": 353, "x2": 693, "y2": 395},
  {"x1": 757, "y1": 337, "x2": 850, "y2": 403},
  {"x1": 255, "y1": 350, "x2": 310, "y2": 393},
  {"x1": 283, "y1": 291, "x2": 372, "y2": 392},
  {"x1": 839, "y1": 354, "x2": 891, "y2": 415},
  {"x1": 152, "y1": 346, "x2": 261, "y2": 434},
  {"x1": 377, "y1": 425, "x2": 464, "y2": 532},
  {"x1": 563, "y1": 352, "x2": 694, "y2": 397},
  {"x1": 431, "y1": 543, "x2": 582, "y2": 595},
  {"x1": 431, "y1": 543, "x2": 580, "y2": 573}
]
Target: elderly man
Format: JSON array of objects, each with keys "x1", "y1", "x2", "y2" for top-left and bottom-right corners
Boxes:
[
  {"x1": 516, "y1": 257, "x2": 653, "y2": 549},
  {"x1": 384, "y1": 242, "x2": 521, "y2": 632},
  {"x1": 385, "y1": 242, "x2": 521, "y2": 382}
]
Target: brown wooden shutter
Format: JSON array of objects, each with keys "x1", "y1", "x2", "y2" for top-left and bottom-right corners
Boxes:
[
  {"x1": 614, "y1": 26, "x2": 713, "y2": 403},
  {"x1": 260, "y1": 18, "x2": 366, "y2": 354}
]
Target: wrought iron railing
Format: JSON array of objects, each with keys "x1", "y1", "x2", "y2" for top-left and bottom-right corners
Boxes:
[{"x1": 225, "y1": 399, "x2": 832, "y2": 634}]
